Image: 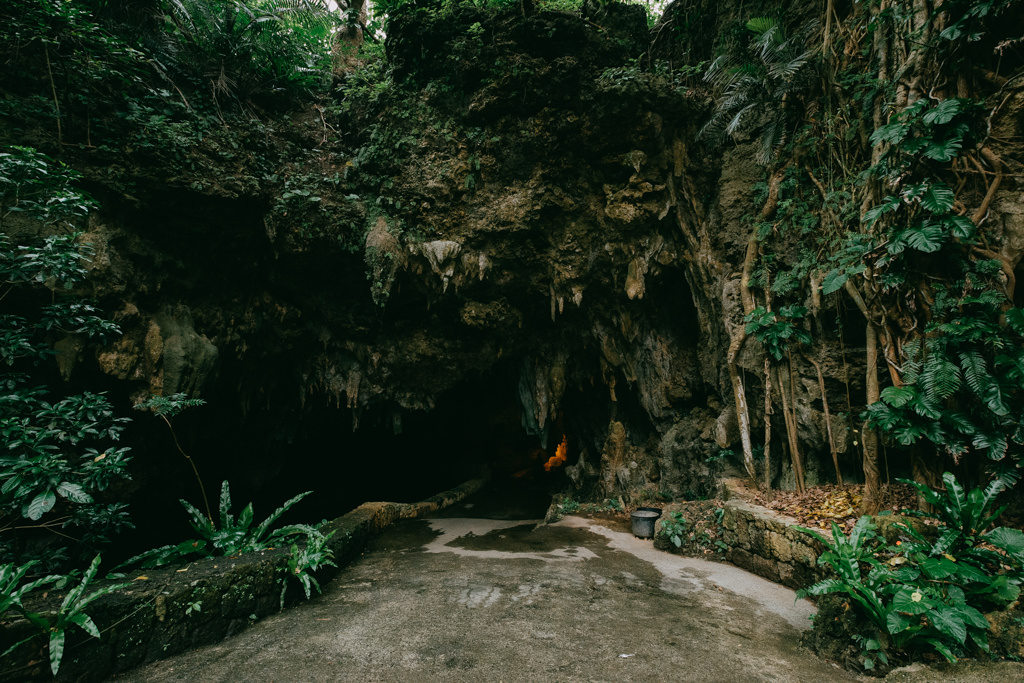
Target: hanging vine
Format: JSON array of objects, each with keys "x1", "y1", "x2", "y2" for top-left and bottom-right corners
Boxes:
[{"x1": 700, "y1": 0, "x2": 1024, "y2": 501}]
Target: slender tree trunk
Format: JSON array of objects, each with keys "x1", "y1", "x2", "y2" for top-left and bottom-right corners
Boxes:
[
  {"x1": 862, "y1": 320, "x2": 883, "y2": 514},
  {"x1": 805, "y1": 352, "x2": 843, "y2": 485},
  {"x1": 728, "y1": 360, "x2": 756, "y2": 480},
  {"x1": 727, "y1": 232, "x2": 760, "y2": 481},
  {"x1": 764, "y1": 357, "x2": 773, "y2": 491},
  {"x1": 787, "y1": 355, "x2": 807, "y2": 492},
  {"x1": 772, "y1": 362, "x2": 806, "y2": 494}
]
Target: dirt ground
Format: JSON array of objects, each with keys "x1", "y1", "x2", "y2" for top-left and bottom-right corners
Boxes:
[
  {"x1": 114, "y1": 495, "x2": 1024, "y2": 682},
  {"x1": 116, "y1": 513, "x2": 852, "y2": 682}
]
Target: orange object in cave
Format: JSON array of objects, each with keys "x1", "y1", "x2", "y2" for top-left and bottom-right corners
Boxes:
[{"x1": 544, "y1": 435, "x2": 568, "y2": 472}]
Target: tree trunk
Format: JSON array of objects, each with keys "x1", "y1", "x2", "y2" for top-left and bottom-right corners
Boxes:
[
  {"x1": 727, "y1": 232, "x2": 760, "y2": 481},
  {"x1": 728, "y1": 359, "x2": 756, "y2": 481},
  {"x1": 861, "y1": 320, "x2": 882, "y2": 514},
  {"x1": 772, "y1": 362, "x2": 806, "y2": 493},
  {"x1": 763, "y1": 356, "x2": 772, "y2": 491},
  {"x1": 805, "y1": 352, "x2": 842, "y2": 485}
]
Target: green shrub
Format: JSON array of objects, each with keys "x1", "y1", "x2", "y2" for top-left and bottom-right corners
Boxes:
[
  {"x1": 659, "y1": 511, "x2": 687, "y2": 548},
  {"x1": 119, "y1": 480, "x2": 335, "y2": 610},
  {"x1": 797, "y1": 473, "x2": 1023, "y2": 670},
  {"x1": 1, "y1": 147, "x2": 132, "y2": 570}
]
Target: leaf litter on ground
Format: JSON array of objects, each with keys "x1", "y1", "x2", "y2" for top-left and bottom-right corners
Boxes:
[{"x1": 749, "y1": 483, "x2": 918, "y2": 534}]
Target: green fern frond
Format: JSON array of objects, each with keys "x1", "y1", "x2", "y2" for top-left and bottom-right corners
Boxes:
[
  {"x1": 725, "y1": 102, "x2": 759, "y2": 136},
  {"x1": 920, "y1": 353, "x2": 962, "y2": 402},
  {"x1": 757, "y1": 116, "x2": 787, "y2": 164},
  {"x1": 902, "y1": 339, "x2": 923, "y2": 383},
  {"x1": 959, "y1": 350, "x2": 990, "y2": 396}
]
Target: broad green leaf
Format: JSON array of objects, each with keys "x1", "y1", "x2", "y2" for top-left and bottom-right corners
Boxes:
[
  {"x1": 918, "y1": 183, "x2": 955, "y2": 213},
  {"x1": 993, "y1": 577, "x2": 1021, "y2": 603},
  {"x1": 251, "y1": 490, "x2": 311, "y2": 543},
  {"x1": 926, "y1": 637, "x2": 957, "y2": 663},
  {"x1": 920, "y1": 557, "x2": 958, "y2": 579},
  {"x1": 70, "y1": 612, "x2": 100, "y2": 639},
  {"x1": 930, "y1": 605, "x2": 967, "y2": 644},
  {"x1": 922, "y1": 98, "x2": 964, "y2": 126},
  {"x1": 238, "y1": 502, "x2": 255, "y2": 532},
  {"x1": 970, "y1": 627, "x2": 989, "y2": 652},
  {"x1": 943, "y1": 472, "x2": 967, "y2": 524},
  {"x1": 892, "y1": 587, "x2": 932, "y2": 614},
  {"x1": 27, "y1": 490, "x2": 57, "y2": 521},
  {"x1": 972, "y1": 431, "x2": 1007, "y2": 458},
  {"x1": 982, "y1": 381, "x2": 1010, "y2": 416},
  {"x1": 870, "y1": 123, "x2": 909, "y2": 145},
  {"x1": 56, "y1": 481, "x2": 92, "y2": 504},
  {"x1": 941, "y1": 410, "x2": 976, "y2": 435},
  {"x1": 175, "y1": 538, "x2": 207, "y2": 555},
  {"x1": 986, "y1": 527, "x2": 1024, "y2": 558},
  {"x1": 181, "y1": 499, "x2": 211, "y2": 533},
  {"x1": 947, "y1": 215, "x2": 976, "y2": 240},
  {"x1": 1005, "y1": 308, "x2": 1024, "y2": 335},
  {"x1": 863, "y1": 195, "x2": 901, "y2": 226},
  {"x1": 886, "y1": 610, "x2": 911, "y2": 634},
  {"x1": 904, "y1": 225, "x2": 946, "y2": 253},
  {"x1": 49, "y1": 629, "x2": 65, "y2": 676},
  {"x1": 923, "y1": 136, "x2": 963, "y2": 162},
  {"x1": 880, "y1": 386, "x2": 915, "y2": 407},
  {"x1": 821, "y1": 268, "x2": 848, "y2": 295},
  {"x1": 959, "y1": 605, "x2": 989, "y2": 631}
]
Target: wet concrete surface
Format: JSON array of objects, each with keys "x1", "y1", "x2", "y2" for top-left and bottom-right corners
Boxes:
[{"x1": 119, "y1": 511, "x2": 865, "y2": 682}]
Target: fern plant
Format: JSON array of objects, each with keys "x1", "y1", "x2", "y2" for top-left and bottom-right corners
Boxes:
[
  {"x1": 281, "y1": 527, "x2": 336, "y2": 607},
  {"x1": 185, "y1": 480, "x2": 314, "y2": 556},
  {"x1": 797, "y1": 479, "x2": 1023, "y2": 669},
  {"x1": 867, "y1": 291, "x2": 1024, "y2": 472},
  {"x1": 155, "y1": 0, "x2": 337, "y2": 109},
  {"x1": 135, "y1": 392, "x2": 212, "y2": 522},
  {"x1": 700, "y1": 17, "x2": 818, "y2": 164},
  {"x1": 743, "y1": 304, "x2": 812, "y2": 361},
  {"x1": 118, "y1": 480, "x2": 315, "y2": 568},
  {"x1": 47, "y1": 555, "x2": 130, "y2": 675}
]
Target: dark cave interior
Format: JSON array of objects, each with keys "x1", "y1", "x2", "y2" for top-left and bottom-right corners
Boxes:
[{"x1": 113, "y1": 359, "x2": 587, "y2": 563}]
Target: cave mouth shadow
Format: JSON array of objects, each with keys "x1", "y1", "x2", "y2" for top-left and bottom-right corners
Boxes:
[
  {"x1": 224, "y1": 361, "x2": 575, "y2": 526},
  {"x1": 114, "y1": 362, "x2": 582, "y2": 564}
]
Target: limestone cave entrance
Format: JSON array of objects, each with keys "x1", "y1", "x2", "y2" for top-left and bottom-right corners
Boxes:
[{"x1": 117, "y1": 359, "x2": 585, "y2": 563}]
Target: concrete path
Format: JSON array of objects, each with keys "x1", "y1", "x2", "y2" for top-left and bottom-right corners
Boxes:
[{"x1": 118, "y1": 514, "x2": 862, "y2": 682}]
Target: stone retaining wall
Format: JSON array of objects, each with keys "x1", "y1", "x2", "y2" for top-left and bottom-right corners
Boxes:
[
  {"x1": 715, "y1": 479, "x2": 926, "y2": 589},
  {"x1": 711, "y1": 478, "x2": 827, "y2": 589},
  {"x1": 0, "y1": 473, "x2": 488, "y2": 682},
  {"x1": 719, "y1": 494, "x2": 826, "y2": 590}
]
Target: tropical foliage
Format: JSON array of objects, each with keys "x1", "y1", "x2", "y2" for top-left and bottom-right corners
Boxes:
[
  {"x1": 700, "y1": 16, "x2": 818, "y2": 164},
  {"x1": 698, "y1": 0, "x2": 1024, "y2": 511},
  {"x1": 1, "y1": 147, "x2": 132, "y2": 571},
  {"x1": 117, "y1": 480, "x2": 327, "y2": 569},
  {"x1": 797, "y1": 475, "x2": 1023, "y2": 670},
  {"x1": 151, "y1": 0, "x2": 338, "y2": 110}
]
